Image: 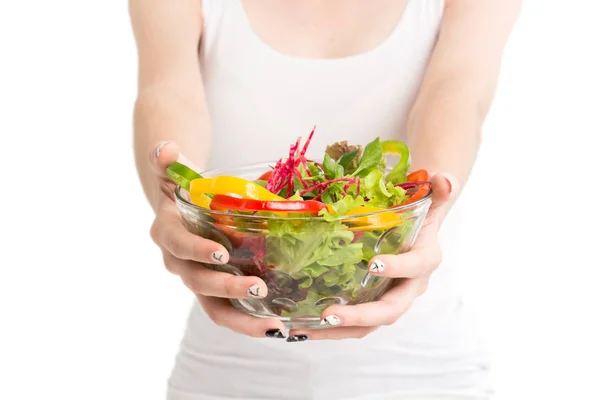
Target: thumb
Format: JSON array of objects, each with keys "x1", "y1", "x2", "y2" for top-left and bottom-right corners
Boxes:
[
  {"x1": 149, "y1": 141, "x2": 201, "y2": 180},
  {"x1": 429, "y1": 172, "x2": 459, "y2": 214}
]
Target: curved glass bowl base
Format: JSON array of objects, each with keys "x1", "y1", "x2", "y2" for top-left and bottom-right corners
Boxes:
[
  {"x1": 229, "y1": 275, "x2": 394, "y2": 330},
  {"x1": 223, "y1": 266, "x2": 395, "y2": 329}
]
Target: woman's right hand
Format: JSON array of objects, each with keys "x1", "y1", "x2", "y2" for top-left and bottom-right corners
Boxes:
[{"x1": 147, "y1": 142, "x2": 288, "y2": 339}]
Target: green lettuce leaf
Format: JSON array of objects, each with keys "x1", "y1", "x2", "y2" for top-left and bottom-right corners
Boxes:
[
  {"x1": 287, "y1": 191, "x2": 304, "y2": 201},
  {"x1": 265, "y1": 219, "x2": 362, "y2": 280},
  {"x1": 361, "y1": 169, "x2": 408, "y2": 208},
  {"x1": 338, "y1": 149, "x2": 360, "y2": 171},
  {"x1": 352, "y1": 137, "x2": 383, "y2": 177},
  {"x1": 323, "y1": 153, "x2": 344, "y2": 179},
  {"x1": 297, "y1": 263, "x2": 330, "y2": 289},
  {"x1": 385, "y1": 182, "x2": 408, "y2": 205}
]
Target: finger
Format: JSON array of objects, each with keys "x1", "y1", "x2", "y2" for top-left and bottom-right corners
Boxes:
[
  {"x1": 287, "y1": 326, "x2": 378, "y2": 341},
  {"x1": 367, "y1": 238, "x2": 441, "y2": 278},
  {"x1": 163, "y1": 252, "x2": 268, "y2": 299},
  {"x1": 428, "y1": 172, "x2": 458, "y2": 215},
  {"x1": 316, "y1": 278, "x2": 425, "y2": 328},
  {"x1": 198, "y1": 295, "x2": 287, "y2": 339},
  {"x1": 150, "y1": 209, "x2": 230, "y2": 264},
  {"x1": 149, "y1": 141, "x2": 201, "y2": 179}
]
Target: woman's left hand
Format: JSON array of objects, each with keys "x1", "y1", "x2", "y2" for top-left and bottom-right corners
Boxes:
[{"x1": 287, "y1": 172, "x2": 457, "y2": 341}]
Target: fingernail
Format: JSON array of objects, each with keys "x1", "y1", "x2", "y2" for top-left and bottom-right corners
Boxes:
[
  {"x1": 156, "y1": 141, "x2": 170, "y2": 158},
  {"x1": 247, "y1": 284, "x2": 263, "y2": 298},
  {"x1": 370, "y1": 259, "x2": 385, "y2": 273},
  {"x1": 441, "y1": 173, "x2": 458, "y2": 195},
  {"x1": 286, "y1": 335, "x2": 308, "y2": 343},
  {"x1": 320, "y1": 315, "x2": 341, "y2": 326},
  {"x1": 265, "y1": 329, "x2": 285, "y2": 339},
  {"x1": 210, "y1": 250, "x2": 226, "y2": 264}
]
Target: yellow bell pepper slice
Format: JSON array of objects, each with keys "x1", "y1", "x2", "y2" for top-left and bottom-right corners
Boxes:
[
  {"x1": 192, "y1": 193, "x2": 213, "y2": 209},
  {"x1": 189, "y1": 176, "x2": 284, "y2": 207},
  {"x1": 343, "y1": 206, "x2": 403, "y2": 231}
]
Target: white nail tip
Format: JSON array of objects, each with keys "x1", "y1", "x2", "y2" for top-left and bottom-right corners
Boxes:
[
  {"x1": 210, "y1": 251, "x2": 225, "y2": 264},
  {"x1": 370, "y1": 260, "x2": 385, "y2": 273},
  {"x1": 320, "y1": 315, "x2": 341, "y2": 326},
  {"x1": 247, "y1": 284, "x2": 262, "y2": 298},
  {"x1": 156, "y1": 141, "x2": 169, "y2": 158}
]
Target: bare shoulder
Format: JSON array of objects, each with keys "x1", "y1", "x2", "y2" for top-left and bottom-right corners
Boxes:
[
  {"x1": 435, "y1": 0, "x2": 522, "y2": 66},
  {"x1": 416, "y1": 0, "x2": 522, "y2": 113},
  {"x1": 443, "y1": 0, "x2": 522, "y2": 18},
  {"x1": 128, "y1": 0, "x2": 204, "y2": 90},
  {"x1": 436, "y1": 0, "x2": 521, "y2": 63},
  {"x1": 128, "y1": 0, "x2": 203, "y2": 57}
]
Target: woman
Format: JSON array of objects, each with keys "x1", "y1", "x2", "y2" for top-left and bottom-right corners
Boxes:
[{"x1": 129, "y1": 0, "x2": 520, "y2": 398}]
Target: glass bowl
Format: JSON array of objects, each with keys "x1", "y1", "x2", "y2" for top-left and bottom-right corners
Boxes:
[{"x1": 174, "y1": 162, "x2": 432, "y2": 329}]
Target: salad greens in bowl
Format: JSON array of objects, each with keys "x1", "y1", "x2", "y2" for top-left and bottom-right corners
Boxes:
[{"x1": 169, "y1": 128, "x2": 433, "y2": 329}]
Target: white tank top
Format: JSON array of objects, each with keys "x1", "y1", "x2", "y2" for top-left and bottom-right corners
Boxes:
[
  {"x1": 168, "y1": 1, "x2": 493, "y2": 399},
  {"x1": 202, "y1": 0, "x2": 444, "y2": 170}
]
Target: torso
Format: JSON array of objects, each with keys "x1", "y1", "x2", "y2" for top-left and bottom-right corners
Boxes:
[
  {"x1": 199, "y1": 0, "x2": 445, "y2": 170},
  {"x1": 167, "y1": 1, "x2": 493, "y2": 398}
]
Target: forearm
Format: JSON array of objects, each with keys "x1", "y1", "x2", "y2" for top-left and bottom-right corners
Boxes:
[
  {"x1": 404, "y1": 0, "x2": 520, "y2": 223},
  {"x1": 407, "y1": 81, "x2": 486, "y2": 220},
  {"x1": 133, "y1": 88, "x2": 211, "y2": 212}
]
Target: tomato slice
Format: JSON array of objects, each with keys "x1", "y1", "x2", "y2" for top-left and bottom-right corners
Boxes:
[
  {"x1": 210, "y1": 194, "x2": 326, "y2": 215},
  {"x1": 258, "y1": 170, "x2": 273, "y2": 181},
  {"x1": 406, "y1": 169, "x2": 429, "y2": 182},
  {"x1": 401, "y1": 183, "x2": 431, "y2": 205}
]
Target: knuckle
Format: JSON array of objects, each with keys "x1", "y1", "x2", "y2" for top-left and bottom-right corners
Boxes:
[
  {"x1": 223, "y1": 275, "x2": 238, "y2": 298},
  {"x1": 354, "y1": 313, "x2": 368, "y2": 327},
  {"x1": 413, "y1": 247, "x2": 441, "y2": 276},
  {"x1": 356, "y1": 329, "x2": 371, "y2": 339},
  {"x1": 166, "y1": 234, "x2": 185, "y2": 259},
  {"x1": 162, "y1": 253, "x2": 176, "y2": 274},
  {"x1": 149, "y1": 220, "x2": 160, "y2": 244},
  {"x1": 157, "y1": 198, "x2": 173, "y2": 214},
  {"x1": 418, "y1": 280, "x2": 429, "y2": 296},
  {"x1": 401, "y1": 300, "x2": 414, "y2": 315},
  {"x1": 429, "y1": 248, "x2": 443, "y2": 268},
  {"x1": 190, "y1": 239, "x2": 206, "y2": 262},
  {"x1": 408, "y1": 253, "x2": 428, "y2": 277},
  {"x1": 416, "y1": 251, "x2": 428, "y2": 266},
  {"x1": 381, "y1": 313, "x2": 398, "y2": 326},
  {"x1": 183, "y1": 273, "x2": 203, "y2": 294}
]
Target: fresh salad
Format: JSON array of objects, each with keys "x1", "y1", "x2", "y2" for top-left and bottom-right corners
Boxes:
[{"x1": 167, "y1": 128, "x2": 432, "y2": 317}]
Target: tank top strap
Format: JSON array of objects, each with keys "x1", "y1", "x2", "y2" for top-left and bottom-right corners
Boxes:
[
  {"x1": 401, "y1": 0, "x2": 445, "y2": 37},
  {"x1": 200, "y1": 0, "x2": 228, "y2": 56}
]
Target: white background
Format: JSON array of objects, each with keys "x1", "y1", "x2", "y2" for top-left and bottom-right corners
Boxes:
[{"x1": 1, "y1": 1, "x2": 599, "y2": 399}]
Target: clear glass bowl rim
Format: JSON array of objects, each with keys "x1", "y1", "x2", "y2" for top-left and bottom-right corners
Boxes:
[{"x1": 174, "y1": 161, "x2": 433, "y2": 221}]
